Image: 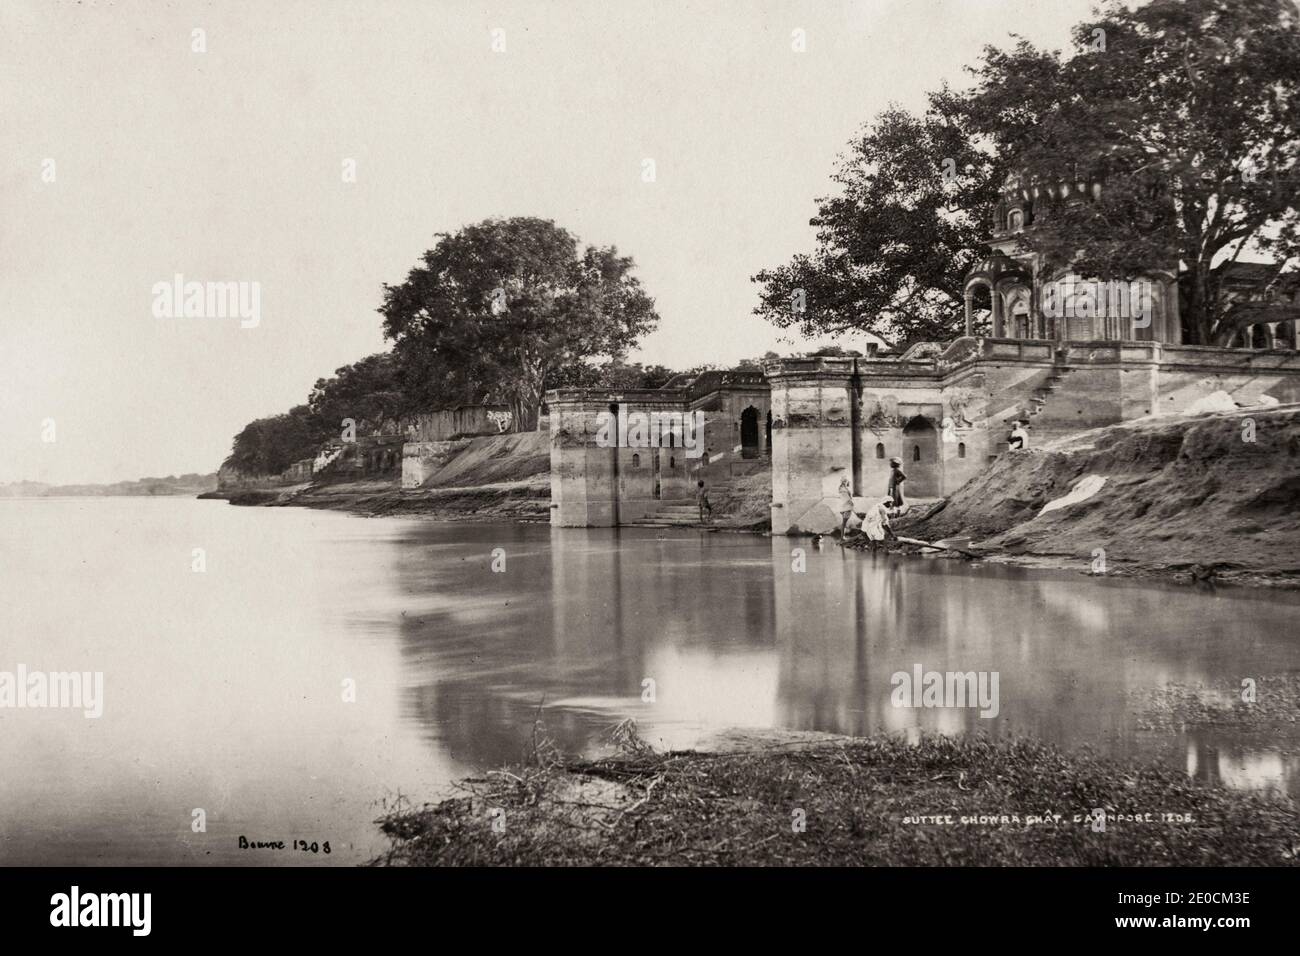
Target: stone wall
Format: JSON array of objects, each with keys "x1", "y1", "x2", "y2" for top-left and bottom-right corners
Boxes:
[
  {"x1": 767, "y1": 363, "x2": 857, "y2": 534},
  {"x1": 764, "y1": 339, "x2": 1300, "y2": 534},
  {"x1": 216, "y1": 458, "x2": 314, "y2": 490},
  {"x1": 547, "y1": 381, "x2": 768, "y2": 527},
  {"x1": 403, "y1": 405, "x2": 513, "y2": 442},
  {"x1": 401, "y1": 439, "x2": 473, "y2": 488}
]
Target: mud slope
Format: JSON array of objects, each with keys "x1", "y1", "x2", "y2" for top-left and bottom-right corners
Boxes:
[
  {"x1": 420, "y1": 432, "x2": 550, "y2": 488},
  {"x1": 905, "y1": 405, "x2": 1300, "y2": 584}
]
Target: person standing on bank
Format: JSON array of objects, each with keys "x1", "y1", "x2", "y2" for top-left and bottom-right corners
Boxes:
[
  {"x1": 696, "y1": 479, "x2": 712, "y2": 525},
  {"x1": 837, "y1": 476, "x2": 854, "y2": 535},
  {"x1": 887, "y1": 457, "x2": 907, "y2": 508}
]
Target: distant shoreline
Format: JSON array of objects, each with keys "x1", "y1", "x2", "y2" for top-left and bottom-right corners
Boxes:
[
  {"x1": 1, "y1": 491, "x2": 210, "y2": 499},
  {"x1": 0, "y1": 474, "x2": 218, "y2": 499}
]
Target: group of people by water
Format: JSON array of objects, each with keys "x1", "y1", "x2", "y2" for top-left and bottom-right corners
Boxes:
[
  {"x1": 836, "y1": 457, "x2": 907, "y2": 550},
  {"x1": 694, "y1": 419, "x2": 1031, "y2": 532},
  {"x1": 833, "y1": 419, "x2": 1030, "y2": 547}
]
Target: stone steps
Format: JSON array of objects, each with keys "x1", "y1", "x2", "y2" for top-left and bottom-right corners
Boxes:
[
  {"x1": 1027, "y1": 364, "x2": 1074, "y2": 418},
  {"x1": 629, "y1": 501, "x2": 705, "y2": 526}
]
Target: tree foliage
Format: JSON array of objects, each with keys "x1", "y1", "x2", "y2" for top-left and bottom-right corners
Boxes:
[
  {"x1": 961, "y1": 0, "x2": 1300, "y2": 345},
  {"x1": 755, "y1": 0, "x2": 1300, "y2": 347},
  {"x1": 380, "y1": 217, "x2": 659, "y2": 429},
  {"x1": 307, "y1": 352, "x2": 412, "y2": 438},
  {"x1": 223, "y1": 405, "x2": 322, "y2": 476},
  {"x1": 752, "y1": 101, "x2": 1005, "y2": 345},
  {"x1": 549, "y1": 360, "x2": 681, "y2": 391}
]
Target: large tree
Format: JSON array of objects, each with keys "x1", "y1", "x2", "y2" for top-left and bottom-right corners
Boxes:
[
  {"x1": 307, "y1": 352, "x2": 414, "y2": 438},
  {"x1": 752, "y1": 101, "x2": 1006, "y2": 345},
  {"x1": 380, "y1": 217, "x2": 659, "y2": 430},
  {"x1": 755, "y1": 0, "x2": 1300, "y2": 348},
  {"x1": 549, "y1": 359, "x2": 681, "y2": 391},
  {"x1": 223, "y1": 405, "x2": 321, "y2": 476},
  {"x1": 959, "y1": 0, "x2": 1300, "y2": 344}
]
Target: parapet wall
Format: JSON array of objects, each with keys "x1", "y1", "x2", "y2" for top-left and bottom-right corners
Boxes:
[{"x1": 403, "y1": 405, "x2": 512, "y2": 442}]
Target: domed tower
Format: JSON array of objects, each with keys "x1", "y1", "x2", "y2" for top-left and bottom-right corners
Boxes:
[
  {"x1": 963, "y1": 171, "x2": 1042, "y2": 338},
  {"x1": 962, "y1": 169, "x2": 1177, "y2": 342}
]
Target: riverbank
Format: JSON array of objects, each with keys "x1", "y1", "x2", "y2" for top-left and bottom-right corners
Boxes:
[
  {"x1": 204, "y1": 403, "x2": 1300, "y2": 586},
  {"x1": 849, "y1": 405, "x2": 1300, "y2": 590},
  {"x1": 371, "y1": 728, "x2": 1300, "y2": 866},
  {"x1": 202, "y1": 475, "x2": 553, "y2": 521},
  {"x1": 204, "y1": 428, "x2": 772, "y2": 528}
]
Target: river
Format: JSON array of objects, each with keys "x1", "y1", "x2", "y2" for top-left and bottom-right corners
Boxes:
[{"x1": 1, "y1": 497, "x2": 1296, "y2": 865}]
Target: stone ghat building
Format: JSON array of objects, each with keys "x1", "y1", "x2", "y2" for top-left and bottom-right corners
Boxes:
[
  {"x1": 549, "y1": 174, "x2": 1300, "y2": 533},
  {"x1": 766, "y1": 337, "x2": 1300, "y2": 533},
  {"x1": 548, "y1": 369, "x2": 770, "y2": 526}
]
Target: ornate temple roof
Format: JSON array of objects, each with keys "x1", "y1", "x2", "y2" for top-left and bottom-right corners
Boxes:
[{"x1": 964, "y1": 249, "x2": 1032, "y2": 286}]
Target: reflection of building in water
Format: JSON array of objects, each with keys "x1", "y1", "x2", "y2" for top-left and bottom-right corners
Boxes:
[
  {"x1": 391, "y1": 526, "x2": 780, "y2": 763},
  {"x1": 383, "y1": 524, "x2": 1300, "y2": 799},
  {"x1": 769, "y1": 544, "x2": 1300, "y2": 799},
  {"x1": 771, "y1": 542, "x2": 1155, "y2": 744}
]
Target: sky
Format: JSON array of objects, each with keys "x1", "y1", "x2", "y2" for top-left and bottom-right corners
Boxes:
[{"x1": 0, "y1": 0, "x2": 1102, "y2": 484}]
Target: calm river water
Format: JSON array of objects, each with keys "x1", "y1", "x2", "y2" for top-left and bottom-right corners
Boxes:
[{"x1": 1, "y1": 498, "x2": 1297, "y2": 865}]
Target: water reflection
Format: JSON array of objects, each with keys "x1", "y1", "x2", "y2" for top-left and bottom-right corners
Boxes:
[
  {"x1": 2, "y1": 500, "x2": 1296, "y2": 866},
  {"x1": 391, "y1": 525, "x2": 1300, "y2": 801}
]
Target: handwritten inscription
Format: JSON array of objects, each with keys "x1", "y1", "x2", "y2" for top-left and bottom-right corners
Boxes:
[{"x1": 238, "y1": 836, "x2": 331, "y2": 853}]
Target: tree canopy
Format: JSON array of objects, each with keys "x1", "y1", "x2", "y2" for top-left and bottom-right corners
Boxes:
[
  {"x1": 223, "y1": 405, "x2": 322, "y2": 476},
  {"x1": 752, "y1": 102, "x2": 1003, "y2": 345},
  {"x1": 962, "y1": 0, "x2": 1300, "y2": 345},
  {"x1": 380, "y1": 217, "x2": 659, "y2": 430},
  {"x1": 754, "y1": 0, "x2": 1300, "y2": 346}
]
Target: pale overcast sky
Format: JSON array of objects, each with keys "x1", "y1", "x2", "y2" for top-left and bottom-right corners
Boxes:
[{"x1": 1, "y1": 0, "x2": 1099, "y2": 484}]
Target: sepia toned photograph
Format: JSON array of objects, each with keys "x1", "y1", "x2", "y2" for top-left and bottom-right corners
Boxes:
[{"x1": 2, "y1": 0, "x2": 1298, "y2": 937}]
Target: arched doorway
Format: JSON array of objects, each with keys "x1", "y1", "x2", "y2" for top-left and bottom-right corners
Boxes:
[
  {"x1": 740, "y1": 406, "x2": 760, "y2": 459},
  {"x1": 901, "y1": 416, "x2": 940, "y2": 497},
  {"x1": 1006, "y1": 286, "x2": 1034, "y2": 338},
  {"x1": 1278, "y1": 321, "x2": 1297, "y2": 351}
]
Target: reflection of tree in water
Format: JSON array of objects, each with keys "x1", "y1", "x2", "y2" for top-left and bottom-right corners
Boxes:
[{"x1": 386, "y1": 527, "x2": 777, "y2": 768}]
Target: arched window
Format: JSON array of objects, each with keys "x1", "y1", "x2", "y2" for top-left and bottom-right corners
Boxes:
[
  {"x1": 912, "y1": 445, "x2": 921, "y2": 462},
  {"x1": 958, "y1": 442, "x2": 966, "y2": 459},
  {"x1": 875, "y1": 443, "x2": 885, "y2": 459},
  {"x1": 669, "y1": 457, "x2": 676, "y2": 469},
  {"x1": 1009, "y1": 209, "x2": 1024, "y2": 230},
  {"x1": 632, "y1": 453, "x2": 640, "y2": 468}
]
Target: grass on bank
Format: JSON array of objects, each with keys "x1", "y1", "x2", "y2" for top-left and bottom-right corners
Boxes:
[{"x1": 372, "y1": 724, "x2": 1299, "y2": 866}]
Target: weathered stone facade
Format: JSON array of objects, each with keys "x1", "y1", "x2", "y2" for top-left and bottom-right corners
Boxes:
[
  {"x1": 398, "y1": 404, "x2": 514, "y2": 488},
  {"x1": 547, "y1": 341, "x2": 1300, "y2": 532},
  {"x1": 547, "y1": 371, "x2": 771, "y2": 527},
  {"x1": 548, "y1": 173, "x2": 1300, "y2": 531},
  {"x1": 765, "y1": 339, "x2": 1300, "y2": 533}
]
